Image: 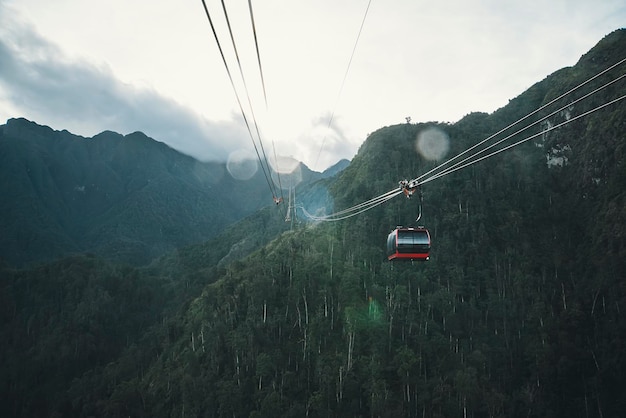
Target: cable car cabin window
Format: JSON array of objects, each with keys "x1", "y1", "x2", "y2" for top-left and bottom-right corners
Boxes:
[
  {"x1": 387, "y1": 228, "x2": 431, "y2": 261},
  {"x1": 397, "y1": 230, "x2": 429, "y2": 252}
]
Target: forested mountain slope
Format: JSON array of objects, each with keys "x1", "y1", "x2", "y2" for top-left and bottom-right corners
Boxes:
[
  {"x1": 0, "y1": 118, "x2": 342, "y2": 267},
  {"x1": 1, "y1": 29, "x2": 624, "y2": 417}
]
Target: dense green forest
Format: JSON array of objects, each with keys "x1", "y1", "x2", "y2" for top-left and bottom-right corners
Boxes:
[{"x1": 1, "y1": 30, "x2": 625, "y2": 417}]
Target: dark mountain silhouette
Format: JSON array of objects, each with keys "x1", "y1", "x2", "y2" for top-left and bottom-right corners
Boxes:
[
  {"x1": 0, "y1": 118, "x2": 346, "y2": 267},
  {"x1": 1, "y1": 29, "x2": 624, "y2": 418}
]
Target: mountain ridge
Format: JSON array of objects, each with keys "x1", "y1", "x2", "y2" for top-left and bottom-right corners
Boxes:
[{"x1": 0, "y1": 117, "x2": 347, "y2": 267}]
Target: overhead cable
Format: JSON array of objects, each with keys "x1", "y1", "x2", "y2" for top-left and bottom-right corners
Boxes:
[
  {"x1": 420, "y1": 94, "x2": 626, "y2": 185},
  {"x1": 218, "y1": 0, "x2": 284, "y2": 204},
  {"x1": 248, "y1": 0, "x2": 268, "y2": 108},
  {"x1": 298, "y1": 188, "x2": 403, "y2": 222},
  {"x1": 308, "y1": 187, "x2": 403, "y2": 220},
  {"x1": 200, "y1": 0, "x2": 275, "y2": 199},
  {"x1": 245, "y1": 0, "x2": 285, "y2": 198},
  {"x1": 421, "y1": 72, "x2": 626, "y2": 184},
  {"x1": 313, "y1": 0, "x2": 373, "y2": 171},
  {"x1": 304, "y1": 56, "x2": 625, "y2": 221},
  {"x1": 414, "y1": 56, "x2": 626, "y2": 185},
  {"x1": 200, "y1": 0, "x2": 285, "y2": 210}
]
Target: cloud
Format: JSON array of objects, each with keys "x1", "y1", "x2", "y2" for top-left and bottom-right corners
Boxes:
[
  {"x1": 0, "y1": 9, "x2": 249, "y2": 162},
  {"x1": 1, "y1": 0, "x2": 623, "y2": 171},
  {"x1": 290, "y1": 112, "x2": 356, "y2": 171}
]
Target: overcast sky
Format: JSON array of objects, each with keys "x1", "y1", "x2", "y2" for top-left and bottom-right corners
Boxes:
[{"x1": 0, "y1": 0, "x2": 624, "y2": 171}]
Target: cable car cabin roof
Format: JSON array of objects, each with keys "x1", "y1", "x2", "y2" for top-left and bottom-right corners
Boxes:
[{"x1": 387, "y1": 226, "x2": 431, "y2": 261}]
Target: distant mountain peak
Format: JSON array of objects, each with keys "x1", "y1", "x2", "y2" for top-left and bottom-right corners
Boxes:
[{"x1": 322, "y1": 158, "x2": 350, "y2": 177}]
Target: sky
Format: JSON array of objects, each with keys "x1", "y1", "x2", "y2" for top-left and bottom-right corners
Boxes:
[{"x1": 0, "y1": 0, "x2": 624, "y2": 171}]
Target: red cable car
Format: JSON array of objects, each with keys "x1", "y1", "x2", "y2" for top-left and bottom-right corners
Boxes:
[{"x1": 386, "y1": 226, "x2": 431, "y2": 261}]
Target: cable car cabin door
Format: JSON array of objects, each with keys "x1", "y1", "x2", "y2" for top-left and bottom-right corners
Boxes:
[{"x1": 387, "y1": 227, "x2": 431, "y2": 261}]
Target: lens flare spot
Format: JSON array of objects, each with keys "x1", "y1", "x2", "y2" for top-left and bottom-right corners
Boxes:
[
  {"x1": 272, "y1": 157, "x2": 303, "y2": 189},
  {"x1": 415, "y1": 127, "x2": 450, "y2": 161},
  {"x1": 227, "y1": 149, "x2": 258, "y2": 180},
  {"x1": 270, "y1": 155, "x2": 300, "y2": 174}
]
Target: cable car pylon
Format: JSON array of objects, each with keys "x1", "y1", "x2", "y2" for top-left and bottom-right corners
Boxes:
[{"x1": 285, "y1": 186, "x2": 293, "y2": 223}]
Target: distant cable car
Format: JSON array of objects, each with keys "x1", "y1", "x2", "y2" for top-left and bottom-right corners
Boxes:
[{"x1": 387, "y1": 226, "x2": 431, "y2": 261}]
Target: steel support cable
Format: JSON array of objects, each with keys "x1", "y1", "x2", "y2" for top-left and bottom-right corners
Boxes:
[
  {"x1": 298, "y1": 188, "x2": 403, "y2": 222},
  {"x1": 419, "y1": 94, "x2": 626, "y2": 185},
  {"x1": 247, "y1": 0, "x2": 286, "y2": 206},
  {"x1": 420, "y1": 72, "x2": 626, "y2": 184},
  {"x1": 298, "y1": 196, "x2": 396, "y2": 223},
  {"x1": 313, "y1": 0, "x2": 373, "y2": 171},
  {"x1": 200, "y1": 0, "x2": 277, "y2": 203},
  {"x1": 413, "y1": 56, "x2": 626, "y2": 185},
  {"x1": 224, "y1": 0, "x2": 285, "y2": 206},
  {"x1": 307, "y1": 92, "x2": 625, "y2": 222},
  {"x1": 305, "y1": 187, "x2": 403, "y2": 221},
  {"x1": 310, "y1": 64, "x2": 626, "y2": 222},
  {"x1": 300, "y1": 205, "x2": 376, "y2": 222},
  {"x1": 310, "y1": 193, "x2": 401, "y2": 222},
  {"x1": 299, "y1": 58, "x2": 625, "y2": 223},
  {"x1": 299, "y1": 57, "x2": 626, "y2": 224},
  {"x1": 248, "y1": 0, "x2": 267, "y2": 108},
  {"x1": 219, "y1": 0, "x2": 284, "y2": 206},
  {"x1": 326, "y1": 187, "x2": 402, "y2": 216},
  {"x1": 295, "y1": 91, "x2": 626, "y2": 222},
  {"x1": 297, "y1": 190, "x2": 400, "y2": 222}
]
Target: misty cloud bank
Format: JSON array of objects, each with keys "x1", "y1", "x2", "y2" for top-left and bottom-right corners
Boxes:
[{"x1": 0, "y1": 9, "x2": 250, "y2": 163}]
